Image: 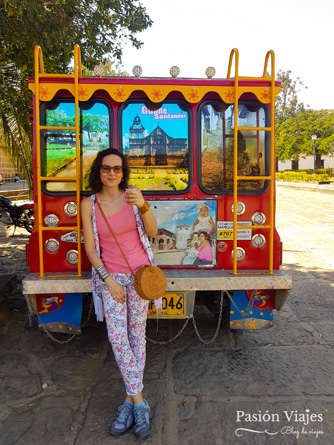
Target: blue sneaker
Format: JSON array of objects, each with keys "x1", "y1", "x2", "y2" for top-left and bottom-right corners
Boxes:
[
  {"x1": 110, "y1": 401, "x2": 134, "y2": 436},
  {"x1": 133, "y1": 399, "x2": 153, "y2": 439}
]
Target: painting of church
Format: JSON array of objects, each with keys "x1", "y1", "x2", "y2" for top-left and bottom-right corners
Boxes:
[
  {"x1": 128, "y1": 115, "x2": 187, "y2": 166},
  {"x1": 150, "y1": 228, "x2": 175, "y2": 251}
]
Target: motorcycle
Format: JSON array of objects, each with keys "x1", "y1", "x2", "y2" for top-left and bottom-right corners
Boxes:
[{"x1": 0, "y1": 194, "x2": 34, "y2": 235}]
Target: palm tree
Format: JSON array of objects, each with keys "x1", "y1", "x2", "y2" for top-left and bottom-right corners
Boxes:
[{"x1": 0, "y1": 60, "x2": 33, "y2": 191}]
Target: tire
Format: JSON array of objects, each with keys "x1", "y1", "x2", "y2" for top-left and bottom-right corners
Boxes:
[{"x1": 24, "y1": 209, "x2": 34, "y2": 233}]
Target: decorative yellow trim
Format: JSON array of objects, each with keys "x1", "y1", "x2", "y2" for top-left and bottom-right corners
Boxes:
[
  {"x1": 30, "y1": 83, "x2": 75, "y2": 100},
  {"x1": 149, "y1": 88, "x2": 164, "y2": 102},
  {"x1": 78, "y1": 86, "x2": 90, "y2": 101},
  {"x1": 29, "y1": 81, "x2": 280, "y2": 104},
  {"x1": 39, "y1": 85, "x2": 52, "y2": 101},
  {"x1": 111, "y1": 85, "x2": 129, "y2": 101},
  {"x1": 223, "y1": 88, "x2": 235, "y2": 102}
]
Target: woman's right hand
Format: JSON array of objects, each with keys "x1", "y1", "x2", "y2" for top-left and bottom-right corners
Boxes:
[{"x1": 104, "y1": 276, "x2": 126, "y2": 303}]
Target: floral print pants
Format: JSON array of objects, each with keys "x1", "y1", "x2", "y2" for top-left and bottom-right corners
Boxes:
[{"x1": 102, "y1": 273, "x2": 149, "y2": 396}]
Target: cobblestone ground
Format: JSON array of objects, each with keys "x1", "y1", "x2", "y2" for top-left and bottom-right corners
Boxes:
[
  {"x1": 0, "y1": 224, "x2": 30, "y2": 314},
  {"x1": 0, "y1": 184, "x2": 334, "y2": 445}
]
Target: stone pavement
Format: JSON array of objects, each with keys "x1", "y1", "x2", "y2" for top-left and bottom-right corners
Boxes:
[
  {"x1": 276, "y1": 180, "x2": 334, "y2": 194},
  {"x1": 0, "y1": 183, "x2": 334, "y2": 444},
  {"x1": 0, "y1": 180, "x2": 28, "y2": 192}
]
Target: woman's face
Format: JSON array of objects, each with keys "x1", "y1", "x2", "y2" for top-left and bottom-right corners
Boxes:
[
  {"x1": 100, "y1": 154, "x2": 123, "y2": 189},
  {"x1": 198, "y1": 233, "x2": 206, "y2": 242}
]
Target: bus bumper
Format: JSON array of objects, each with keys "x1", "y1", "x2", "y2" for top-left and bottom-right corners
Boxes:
[{"x1": 23, "y1": 269, "x2": 291, "y2": 319}]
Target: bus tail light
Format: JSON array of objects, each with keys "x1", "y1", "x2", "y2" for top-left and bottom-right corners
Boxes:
[
  {"x1": 45, "y1": 239, "x2": 60, "y2": 253},
  {"x1": 66, "y1": 250, "x2": 78, "y2": 264},
  {"x1": 44, "y1": 214, "x2": 59, "y2": 227},
  {"x1": 251, "y1": 234, "x2": 266, "y2": 248},
  {"x1": 64, "y1": 202, "x2": 77, "y2": 216},
  {"x1": 251, "y1": 212, "x2": 266, "y2": 225},
  {"x1": 231, "y1": 247, "x2": 245, "y2": 261},
  {"x1": 231, "y1": 201, "x2": 246, "y2": 215}
]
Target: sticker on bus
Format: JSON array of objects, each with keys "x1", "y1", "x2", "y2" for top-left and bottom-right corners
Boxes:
[{"x1": 217, "y1": 221, "x2": 252, "y2": 240}]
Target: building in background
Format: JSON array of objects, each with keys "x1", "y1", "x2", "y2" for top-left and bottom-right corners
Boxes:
[
  {"x1": 0, "y1": 146, "x2": 19, "y2": 181},
  {"x1": 278, "y1": 155, "x2": 334, "y2": 171}
]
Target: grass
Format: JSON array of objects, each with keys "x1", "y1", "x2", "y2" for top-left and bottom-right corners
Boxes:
[
  {"x1": 45, "y1": 149, "x2": 76, "y2": 176},
  {"x1": 128, "y1": 168, "x2": 189, "y2": 191}
]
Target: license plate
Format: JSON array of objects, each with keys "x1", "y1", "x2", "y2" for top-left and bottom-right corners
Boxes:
[{"x1": 147, "y1": 292, "x2": 186, "y2": 319}]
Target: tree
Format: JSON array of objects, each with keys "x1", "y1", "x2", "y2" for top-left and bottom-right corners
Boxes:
[
  {"x1": 82, "y1": 56, "x2": 129, "y2": 77},
  {"x1": 0, "y1": 0, "x2": 152, "y2": 188},
  {"x1": 275, "y1": 70, "x2": 307, "y2": 127},
  {"x1": 275, "y1": 109, "x2": 334, "y2": 167},
  {"x1": 275, "y1": 70, "x2": 308, "y2": 167}
]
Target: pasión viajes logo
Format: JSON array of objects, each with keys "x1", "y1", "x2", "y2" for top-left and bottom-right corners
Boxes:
[{"x1": 235, "y1": 409, "x2": 324, "y2": 439}]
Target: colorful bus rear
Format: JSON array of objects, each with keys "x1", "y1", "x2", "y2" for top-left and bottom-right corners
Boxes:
[{"x1": 23, "y1": 45, "x2": 291, "y2": 335}]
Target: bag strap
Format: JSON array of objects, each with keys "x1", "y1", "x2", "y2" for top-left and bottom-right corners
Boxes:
[{"x1": 96, "y1": 198, "x2": 135, "y2": 276}]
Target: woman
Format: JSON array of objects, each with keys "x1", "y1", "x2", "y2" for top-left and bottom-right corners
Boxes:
[
  {"x1": 193, "y1": 231, "x2": 212, "y2": 265},
  {"x1": 81, "y1": 148, "x2": 158, "y2": 439}
]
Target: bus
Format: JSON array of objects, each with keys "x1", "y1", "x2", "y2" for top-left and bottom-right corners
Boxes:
[{"x1": 23, "y1": 45, "x2": 291, "y2": 336}]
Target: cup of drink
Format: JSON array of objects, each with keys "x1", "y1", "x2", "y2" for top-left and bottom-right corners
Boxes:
[{"x1": 125, "y1": 186, "x2": 134, "y2": 203}]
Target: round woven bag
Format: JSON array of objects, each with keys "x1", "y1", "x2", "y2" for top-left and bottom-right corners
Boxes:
[{"x1": 134, "y1": 265, "x2": 167, "y2": 301}]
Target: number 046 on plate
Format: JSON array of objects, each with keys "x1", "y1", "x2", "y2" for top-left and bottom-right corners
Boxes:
[{"x1": 147, "y1": 292, "x2": 186, "y2": 319}]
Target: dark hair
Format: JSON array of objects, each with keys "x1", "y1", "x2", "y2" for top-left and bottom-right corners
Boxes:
[
  {"x1": 88, "y1": 148, "x2": 129, "y2": 193},
  {"x1": 199, "y1": 231, "x2": 211, "y2": 244}
]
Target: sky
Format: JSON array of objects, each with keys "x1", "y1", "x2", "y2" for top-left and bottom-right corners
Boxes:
[{"x1": 119, "y1": 0, "x2": 334, "y2": 111}]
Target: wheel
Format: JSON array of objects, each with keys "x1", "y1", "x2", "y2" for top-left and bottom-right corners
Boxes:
[{"x1": 24, "y1": 209, "x2": 34, "y2": 233}]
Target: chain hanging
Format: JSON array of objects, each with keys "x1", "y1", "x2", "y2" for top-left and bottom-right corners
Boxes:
[
  {"x1": 147, "y1": 290, "x2": 225, "y2": 345},
  {"x1": 147, "y1": 290, "x2": 258, "y2": 345},
  {"x1": 37, "y1": 290, "x2": 257, "y2": 345}
]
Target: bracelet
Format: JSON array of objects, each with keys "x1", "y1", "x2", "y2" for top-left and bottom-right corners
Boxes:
[
  {"x1": 96, "y1": 265, "x2": 109, "y2": 281},
  {"x1": 138, "y1": 200, "x2": 150, "y2": 215}
]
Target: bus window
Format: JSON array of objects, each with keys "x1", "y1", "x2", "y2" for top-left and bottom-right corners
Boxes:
[
  {"x1": 43, "y1": 100, "x2": 111, "y2": 192},
  {"x1": 200, "y1": 102, "x2": 267, "y2": 193},
  {"x1": 121, "y1": 101, "x2": 189, "y2": 192}
]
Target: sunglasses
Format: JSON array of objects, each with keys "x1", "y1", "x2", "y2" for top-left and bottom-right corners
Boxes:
[{"x1": 100, "y1": 165, "x2": 123, "y2": 174}]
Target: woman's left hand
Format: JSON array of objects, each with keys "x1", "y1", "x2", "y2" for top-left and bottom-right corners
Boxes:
[{"x1": 125, "y1": 187, "x2": 145, "y2": 208}]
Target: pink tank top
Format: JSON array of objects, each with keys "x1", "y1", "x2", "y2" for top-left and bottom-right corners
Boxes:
[
  {"x1": 95, "y1": 199, "x2": 150, "y2": 274},
  {"x1": 198, "y1": 244, "x2": 212, "y2": 261}
]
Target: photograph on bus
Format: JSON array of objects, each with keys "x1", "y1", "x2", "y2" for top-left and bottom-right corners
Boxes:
[
  {"x1": 148, "y1": 200, "x2": 216, "y2": 266},
  {"x1": 122, "y1": 101, "x2": 189, "y2": 191}
]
